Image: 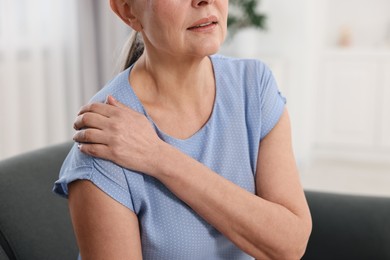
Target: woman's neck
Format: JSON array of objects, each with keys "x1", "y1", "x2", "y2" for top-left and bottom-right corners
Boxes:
[{"x1": 130, "y1": 51, "x2": 215, "y2": 110}]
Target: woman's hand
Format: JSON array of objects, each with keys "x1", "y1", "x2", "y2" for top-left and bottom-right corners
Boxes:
[{"x1": 73, "y1": 95, "x2": 162, "y2": 175}]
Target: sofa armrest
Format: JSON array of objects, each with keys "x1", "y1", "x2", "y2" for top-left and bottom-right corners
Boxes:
[
  {"x1": 0, "y1": 246, "x2": 10, "y2": 260},
  {"x1": 0, "y1": 142, "x2": 78, "y2": 260},
  {"x1": 303, "y1": 190, "x2": 390, "y2": 260}
]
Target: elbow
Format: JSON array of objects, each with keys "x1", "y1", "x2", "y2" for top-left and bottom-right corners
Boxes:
[
  {"x1": 259, "y1": 238, "x2": 311, "y2": 260},
  {"x1": 254, "y1": 217, "x2": 312, "y2": 260},
  {"x1": 268, "y1": 245, "x2": 309, "y2": 260},
  {"x1": 279, "y1": 235, "x2": 311, "y2": 260},
  {"x1": 276, "y1": 218, "x2": 312, "y2": 260},
  {"x1": 281, "y1": 238, "x2": 311, "y2": 260}
]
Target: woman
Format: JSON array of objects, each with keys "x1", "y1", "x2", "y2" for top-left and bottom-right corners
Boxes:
[{"x1": 54, "y1": 0, "x2": 312, "y2": 259}]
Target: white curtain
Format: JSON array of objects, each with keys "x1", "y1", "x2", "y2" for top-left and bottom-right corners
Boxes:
[{"x1": 0, "y1": 0, "x2": 130, "y2": 159}]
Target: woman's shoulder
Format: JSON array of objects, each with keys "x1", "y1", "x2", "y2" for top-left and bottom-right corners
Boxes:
[
  {"x1": 211, "y1": 54, "x2": 272, "y2": 79},
  {"x1": 212, "y1": 54, "x2": 268, "y2": 68},
  {"x1": 211, "y1": 55, "x2": 274, "y2": 87},
  {"x1": 54, "y1": 143, "x2": 132, "y2": 203},
  {"x1": 89, "y1": 69, "x2": 129, "y2": 101},
  {"x1": 87, "y1": 68, "x2": 143, "y2": 113}
]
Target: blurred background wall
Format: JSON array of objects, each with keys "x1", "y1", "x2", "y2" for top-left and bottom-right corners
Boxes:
[
  {"x1": 0, "y1": 0, "x2": 129, "y2": 158},
  {"x1": 0, "y1": 0, "x2": 389, "y2": 196}
]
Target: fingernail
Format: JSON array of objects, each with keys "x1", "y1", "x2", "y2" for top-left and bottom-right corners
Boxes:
[{"x1": 109, "y1": 95, "x2": 117, "y2": 103}]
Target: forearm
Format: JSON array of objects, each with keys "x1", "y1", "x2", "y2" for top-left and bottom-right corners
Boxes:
[{"x1": 150, "y1": 143, "x2": 310, "y2": 259}]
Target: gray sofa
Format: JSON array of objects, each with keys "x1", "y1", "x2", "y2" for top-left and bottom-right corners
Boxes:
[
  {"x1": 0, "y1": 142, "x2": 389, "y2": 260},
  {"x1": 0, "y1": 142, "x2": 77, "y2": 260}
]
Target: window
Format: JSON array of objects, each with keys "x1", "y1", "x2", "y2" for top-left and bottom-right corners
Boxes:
[{"x1": 0, "y1": 0, "x2": 81, "y2": 158}]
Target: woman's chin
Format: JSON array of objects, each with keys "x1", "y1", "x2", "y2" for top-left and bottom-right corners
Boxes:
[{"x1": 191, "y1": 42, "x2": 222, "y2": 57}]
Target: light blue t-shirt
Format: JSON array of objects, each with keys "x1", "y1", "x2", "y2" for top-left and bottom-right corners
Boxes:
[{"x1": 53, "y1": 55, "x2": 286, "y2": 260}]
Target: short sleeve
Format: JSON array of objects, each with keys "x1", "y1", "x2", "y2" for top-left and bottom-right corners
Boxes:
[
  {"x1": 258, "y1": 63, "x2": 286, "y2": 140},
  {"x1": 53, "y1": 143, "x2": 135, "y2": 212}
]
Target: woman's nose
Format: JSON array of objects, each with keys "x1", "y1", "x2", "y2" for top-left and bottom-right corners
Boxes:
[{"x1": 192, "y1": 0, "x2": 215, "y2": 8}]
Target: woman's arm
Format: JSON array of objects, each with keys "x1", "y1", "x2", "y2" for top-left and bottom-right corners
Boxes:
[
  {"x1": 68, "y1": 180, "x2": 142, "y2": 260},
  {"x1": 74, "y1": 97, "x2": 311, "y2": 259},
  {"x1": 255, "y1": 109, "x2": 312, "y2": 259},
  {"x1": 148, "y1": 110, "x2": 311, "y2": 259}
]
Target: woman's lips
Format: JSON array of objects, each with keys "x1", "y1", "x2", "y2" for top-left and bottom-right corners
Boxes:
[
  {"x1": 188, "y1": 21, "x2": 218, "y2": 31},
  {"x1": 187, "y1": 16, "x2": 218, "y2": 31}
]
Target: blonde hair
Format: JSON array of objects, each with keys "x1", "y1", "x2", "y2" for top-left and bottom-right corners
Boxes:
[{"x1": 120, "y1": 30, "x2": 144, "y2": 71}]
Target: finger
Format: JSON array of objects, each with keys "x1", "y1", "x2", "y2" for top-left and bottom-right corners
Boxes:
[
  {"x1": 73, "y1": 128, "x2": 110, "y2": 145},
  {"x1": 106, "y1": 95, "x2": 146, "y2": 119},
  {"x1": 73, "y1": 112, "x2": 110, "y2": 130},
  {"x1": 106, "y1": 95, "x2": 128, "y2": 109},
  {"x1": 77, "y1": 102, "x2": 116, "y2": 117},
  {"x1": 77, "y1": 143, "x2": 111, "y2": 161}
]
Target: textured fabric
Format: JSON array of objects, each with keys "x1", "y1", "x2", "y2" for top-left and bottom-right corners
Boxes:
[
  {"x1": 0, "y1": 246, "x2": 10, "y2": 260},
  {"x1": 53, "y1": 55, "x2": 286, "y2": 259},
  {"x1": 303, "y1": 191, "x2": 390, "y2": 260},
  {"x1": 0, "y1": 142, "x2": 78, "y2": 260}
]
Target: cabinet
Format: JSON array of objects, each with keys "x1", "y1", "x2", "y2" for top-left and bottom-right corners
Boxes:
[
  {"x1": 316, "y1": 53, "x2": 378, "y2": 147},
  {"x1": 221, "y1": 0, "x2": 390, "y2": 163},
  {"x1": 314, "y1": 50, "x2": 390, "y2": 160},
  {"x1": 381, "y1": 62, "x2": 390, "y2": 148},
  {"x1": 310, "y1": 0, "x2": 390, "y2": 162}
]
